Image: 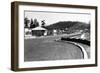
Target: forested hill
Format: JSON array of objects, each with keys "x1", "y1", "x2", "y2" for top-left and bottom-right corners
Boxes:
[{"x1": 44, "y1": 21, "x2": 90, "y2": 30}]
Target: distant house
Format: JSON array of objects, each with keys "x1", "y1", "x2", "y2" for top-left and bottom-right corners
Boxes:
[
  {"x1": 31, "y1": 26, "x2": 47, "y2": 36},
  {"x1": 53, "y1": 29, "x2": 57, "y2": 36}
]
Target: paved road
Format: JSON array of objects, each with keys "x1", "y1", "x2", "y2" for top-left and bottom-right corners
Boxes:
[{"x1": 24, "y1": 37, "x2": 84, "y2": 61}]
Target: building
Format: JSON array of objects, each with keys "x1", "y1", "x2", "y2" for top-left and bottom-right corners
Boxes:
[{"x1": 31, "y1": 26, "x2": 47, "y2": 36}]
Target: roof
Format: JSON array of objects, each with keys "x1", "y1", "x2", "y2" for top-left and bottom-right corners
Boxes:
[{"x1": 32, "y1": 26, "x2": 47, "y2": 30}]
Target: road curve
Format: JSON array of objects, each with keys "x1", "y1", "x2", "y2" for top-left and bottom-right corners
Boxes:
[{"x1": 59, "y1": 40, "x2": 88, "y2": 59}]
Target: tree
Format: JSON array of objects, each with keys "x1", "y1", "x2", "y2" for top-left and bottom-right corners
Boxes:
[
  {"x1": 34, "y1": 18, "x2": 39, "y2": 27},
  {"x1": 30, "y1": 18, "x2": 39, "y2": 28},
  {"x1": 24, "y1": 17, "x2": 30, "y2": 28},
  {"x1": 30, "y1": 18, "x2": 34, "y2": 28},
  {"x1": 41, "y1": 20, "x2": 45, "y2": 27}
]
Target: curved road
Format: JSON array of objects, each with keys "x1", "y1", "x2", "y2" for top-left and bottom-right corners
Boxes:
[{"x1": 24, "y1": 37, "x2": 87, "y2": 61}]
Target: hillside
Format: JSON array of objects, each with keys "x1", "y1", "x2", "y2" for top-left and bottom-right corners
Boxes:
[
  {"x1": 44, "y1": 21, "x2": 90, "y2": 33},
  {"x1": 44, "y1": 21, "x2": 74, "y2": 30}
]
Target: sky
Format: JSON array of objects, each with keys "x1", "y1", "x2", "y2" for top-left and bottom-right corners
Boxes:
[{"x1": 25, "y1": 11, "x2": 91, "y2": 26}]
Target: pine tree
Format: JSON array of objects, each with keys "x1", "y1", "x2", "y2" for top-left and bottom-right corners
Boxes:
[{"x1": 30, "y1": 18, "x2": 39, "y2": 28}]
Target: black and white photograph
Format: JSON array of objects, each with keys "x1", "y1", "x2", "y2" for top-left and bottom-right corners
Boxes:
[
  {"x1": 24, "y1": 11, "x2": 91, "y2": 61},
  {"x1": 11, "y1": 1, "x2": 97, "y2": 71}
]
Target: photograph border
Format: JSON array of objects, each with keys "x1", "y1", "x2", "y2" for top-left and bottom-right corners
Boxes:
[{"x1": 11, "y1": 1, "x2": 98, "y2": 71}]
